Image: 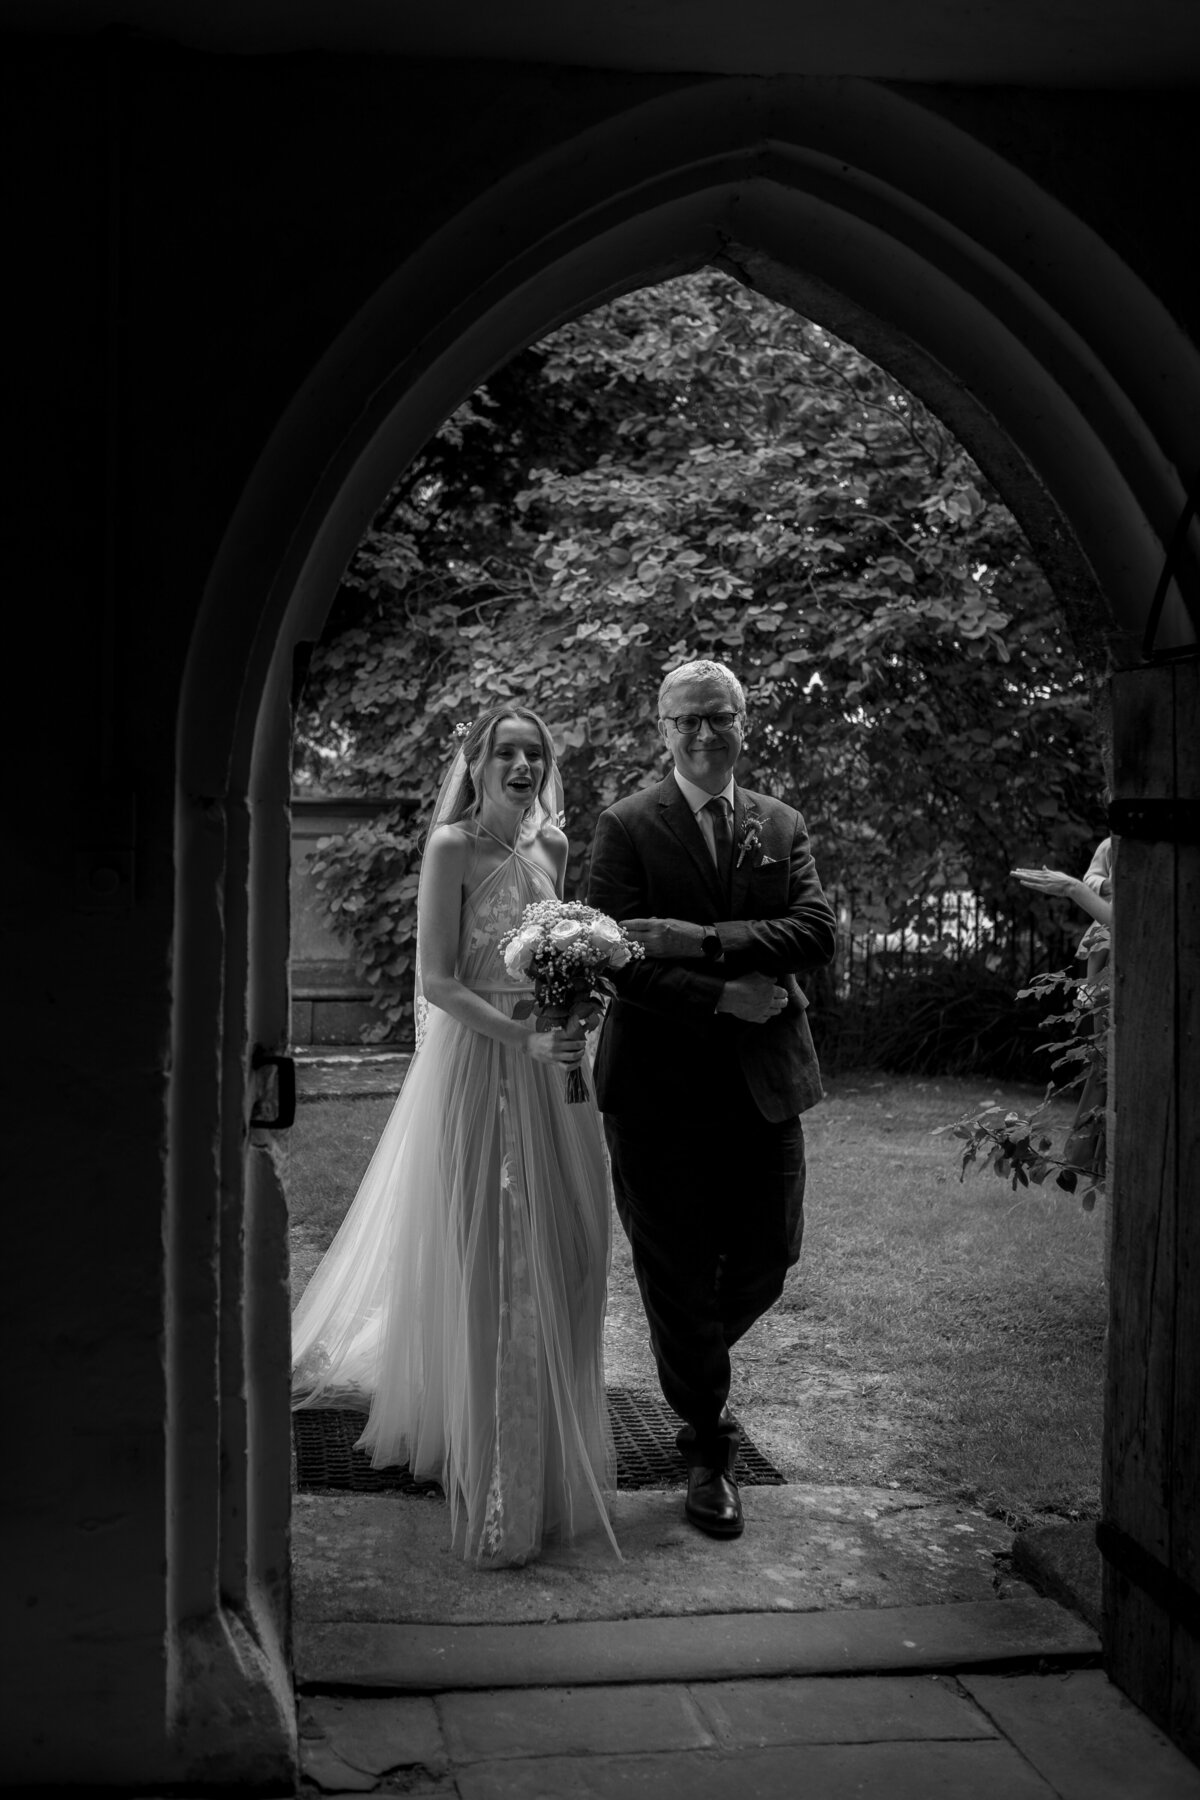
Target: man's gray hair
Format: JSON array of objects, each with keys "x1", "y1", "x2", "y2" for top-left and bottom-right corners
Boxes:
[{"x1": 658, "y1": 660, "x2": 747, "y2": 716}]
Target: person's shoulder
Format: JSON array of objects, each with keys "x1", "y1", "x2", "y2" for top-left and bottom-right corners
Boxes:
[
  {"x1": 601, "y1": 778, "x2": 671, "y2": 824},
  {"x1": 426, "y1": 819, "x2": 475, "y2": 861},
  {"x1": 740, "y1": 786, "x2": 801, "y2": 822},
  {"x1": 533, "y1": 819, "x2": 569, "y2": 865},
  {"x1": 538, "y1": 818, "x2": 568, "y2": 851}
]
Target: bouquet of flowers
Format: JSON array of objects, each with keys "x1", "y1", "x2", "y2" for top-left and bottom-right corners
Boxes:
[{"x1": 499, "y1": 899, "x2": 644, "y2": 1102}]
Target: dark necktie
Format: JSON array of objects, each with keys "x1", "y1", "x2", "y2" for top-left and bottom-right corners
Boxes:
[{"x1": 706, "y1": 795, "x2": 733, "y2": 886}]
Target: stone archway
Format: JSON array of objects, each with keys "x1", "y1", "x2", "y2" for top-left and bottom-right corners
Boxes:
[{"x1": 172, "y1": 74, "x2": 1199, "y2": 1782}]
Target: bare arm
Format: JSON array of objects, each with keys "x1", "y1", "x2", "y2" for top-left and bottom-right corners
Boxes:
[
  {"x1": 545, "y1": 824, "x2": 569, "y2": 900},
  {"x1": 1012, "y1": 865, "x2": 1113, "y2": 927}
]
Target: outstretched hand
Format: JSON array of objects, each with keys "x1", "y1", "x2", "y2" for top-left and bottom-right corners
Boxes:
[
  {"x1": 1012, "y1": 864, "x2": 1113, "y2": 928},
  {"x1": 1012, "y1": 866, "x2": 1078, "y2": 899},
  {"x1": 717, "y1": 971, "x2": 788, "y2": 1024}
]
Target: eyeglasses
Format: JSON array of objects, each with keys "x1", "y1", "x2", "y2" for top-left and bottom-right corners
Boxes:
[{"x1": 660, "y1": 711, "x2": 741, "y2": 733}]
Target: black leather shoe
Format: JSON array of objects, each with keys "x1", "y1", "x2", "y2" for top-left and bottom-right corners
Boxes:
[{"x1": 685, "y1": 1465, "x2": 744, "y2": 1538}]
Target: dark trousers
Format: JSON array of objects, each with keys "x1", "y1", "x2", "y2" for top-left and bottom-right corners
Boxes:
[{"x1": 604, "y1": 1091, "x2": 805, "y2": 1469}]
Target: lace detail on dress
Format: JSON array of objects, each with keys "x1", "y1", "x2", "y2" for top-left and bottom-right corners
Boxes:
[
  {"x1": 476, "y1": 1082, "x2": 543, "y2": 1566},
  {"x1": 465, "y1": 869, "x2": 535, "y2": 974},
  {"x1": 292, "y1": 1339, "x2": 332, "y2": 1389}
]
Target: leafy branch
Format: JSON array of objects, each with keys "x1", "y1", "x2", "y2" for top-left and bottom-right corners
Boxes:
[{"x1": 935, "y1": 965, "x2": 1109, "y2": 1210}]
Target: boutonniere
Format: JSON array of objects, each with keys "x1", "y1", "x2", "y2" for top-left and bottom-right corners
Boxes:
[{"x1": 736, "y1": 810, "x2": 765, "y2": 868}]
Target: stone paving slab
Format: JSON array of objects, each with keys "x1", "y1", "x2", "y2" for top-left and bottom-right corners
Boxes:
[
  {"x1": 288, "y1": 1669, "x2": 1200, "y2": 1800},
  {"x1": 293, "y1": 1483, "x2": 1016, "y2": 1625},
  {"x1": 694, "y1": 1670, "x2": 996, "y2": 1746},
  {"x1": 296, "y1": 1596, "x2": 1099, "y2": 1691},
  {"x1": 962, "y1": 1670, "x2": 1200, "y2": 1799},
  {"x1": 301, "y1": 1694, "x2": 445, "y2": 1773},
  {"x1": 453, "y1": 1738, "x2": 1058, "y2": 1799},
  {"x1": 439, "y1": 1683, "x2": 715, "y2": 1762},
  {"x1": 298, "y1": 1741, "x2": 379, "y2": 1792}
]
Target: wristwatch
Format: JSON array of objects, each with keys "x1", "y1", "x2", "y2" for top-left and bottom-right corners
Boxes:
[{"x1": 701, "y1": 927, "x2": 722, "y2": 961}]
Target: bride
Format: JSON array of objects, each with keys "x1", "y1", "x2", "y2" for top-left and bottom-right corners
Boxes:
[{"x1": 292, "y1": 704, "x2": 619, "y2": 1567}]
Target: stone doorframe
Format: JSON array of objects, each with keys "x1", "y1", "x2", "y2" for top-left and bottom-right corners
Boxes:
[{"x1": 171, "y1": 75, "x2": 1199, "y2": 1785}]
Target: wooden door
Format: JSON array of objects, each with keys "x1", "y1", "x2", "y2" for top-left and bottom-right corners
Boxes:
[{"x1": 1103, "y1": 658, "x2": 1200, "y2": 1759}]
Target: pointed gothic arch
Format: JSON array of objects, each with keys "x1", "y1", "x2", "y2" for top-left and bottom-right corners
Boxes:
[{"x1": 170, "y1": 74, "x2": 1199, "y2": 1778}]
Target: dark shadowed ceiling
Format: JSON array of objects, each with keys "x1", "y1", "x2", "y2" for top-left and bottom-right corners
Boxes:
[{"x1": 6, "y1": 0, "x2": 1200, "y2": 84}]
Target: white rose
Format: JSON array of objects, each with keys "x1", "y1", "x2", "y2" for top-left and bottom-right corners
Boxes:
[
  {"x1": 549, "y1": 918, "x2": 585, "y2": 946},
  {"x1": 608, "y1": 940, "x2": 631, "y2": 968},
  {"x1": 587, "y1": 915, "x2": 622, "y2": 952},
  {"x1": 504, "y1": 930, "x2": 538, "y2": 976}
]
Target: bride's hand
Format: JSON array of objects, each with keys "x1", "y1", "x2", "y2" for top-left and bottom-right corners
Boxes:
[{"x1": 524, "y1": 1027, "x2": 586, "y2": 1067}]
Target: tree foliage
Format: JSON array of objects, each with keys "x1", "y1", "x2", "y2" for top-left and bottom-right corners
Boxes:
[{"x1": 295, "y1": 271, "x2": 1106, "y2": 1041}]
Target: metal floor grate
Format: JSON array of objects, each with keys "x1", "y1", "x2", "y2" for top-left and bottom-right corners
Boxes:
[
  {"x1": 292, "y1": 1387, "x2": 784, "y2": 1494},
  {"x1": 292, "y1": 1406, "x2": 443, "y2": 1496},
  {"x1": 607, "y1": 1386, "x2": 785, "y2": 1488}
]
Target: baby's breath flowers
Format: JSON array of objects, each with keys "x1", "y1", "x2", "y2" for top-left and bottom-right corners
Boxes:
[{"x1": 499, "y1": 899, "x2": 643, "y2": 1102}]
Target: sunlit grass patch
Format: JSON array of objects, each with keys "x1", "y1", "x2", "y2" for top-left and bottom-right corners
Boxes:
[
  {"x1": 787, "y1": 1074, "x2": 1105, "y2": 1520},
  {"x1": 285, "y1": 1073, "x2": 1105, "y2": 1524}
]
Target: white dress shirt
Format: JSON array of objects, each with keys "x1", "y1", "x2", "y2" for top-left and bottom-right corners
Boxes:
[{"x1": 673, "y1": 769, "x2": 735, "y2": 870}]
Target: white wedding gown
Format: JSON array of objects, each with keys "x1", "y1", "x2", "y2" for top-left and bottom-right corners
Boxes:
[{"x1": 291, "y1": 839, "x2": 619, "y2": 1567}]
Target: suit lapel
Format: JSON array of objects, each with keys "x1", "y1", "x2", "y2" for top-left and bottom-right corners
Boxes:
[
  {"x1": 657, "y1": 776, "x2": 727, "y2": 912},
  {"x1": 729, "y1": 785, "x2": 755, "y2": 915}
]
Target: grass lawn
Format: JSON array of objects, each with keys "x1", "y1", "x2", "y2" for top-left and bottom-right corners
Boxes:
[{"x1": 284, "y1": 1071, "x2": 1104, "y2": 1530}]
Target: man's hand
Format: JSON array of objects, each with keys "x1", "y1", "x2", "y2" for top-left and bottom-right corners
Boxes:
[
  {"x1": 716, "y1": 971, "x2": 788, "y2": 1023},
  {"x1": 623, "y1": 917, "x2": 707, "y2": 959}
]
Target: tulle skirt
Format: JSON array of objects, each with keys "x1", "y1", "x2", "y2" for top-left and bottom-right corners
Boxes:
[{"x1": 292, "y1": 995, "x2": 619, "y2": 1567}]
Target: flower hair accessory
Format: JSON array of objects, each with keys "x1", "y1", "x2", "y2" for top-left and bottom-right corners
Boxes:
[
  {"x1": 452, "y1": 721, "x2": 469, "y2": 741},
  {"x1": 736, "y1": 810, "x2": 764, "y2": 868}
]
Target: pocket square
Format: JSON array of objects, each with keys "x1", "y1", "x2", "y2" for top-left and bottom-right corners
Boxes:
[{"x1": 757, "y1": 853, "x2": 781, "y2": 867}]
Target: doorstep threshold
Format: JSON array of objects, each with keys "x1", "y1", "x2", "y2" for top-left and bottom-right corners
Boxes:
[{"x1": 296, "y1": 1596, "x2": 1100, "y2": 1693}]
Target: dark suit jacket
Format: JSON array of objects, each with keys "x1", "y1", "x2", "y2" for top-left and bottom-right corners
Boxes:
[{"x1": 587, "y1": 775, "x2": 836, "y2": 1123}]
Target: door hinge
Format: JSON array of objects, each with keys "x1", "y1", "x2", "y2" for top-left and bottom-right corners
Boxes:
[{"x1": 250, "y1": 1048, "x2": 296, "y2": 1130}]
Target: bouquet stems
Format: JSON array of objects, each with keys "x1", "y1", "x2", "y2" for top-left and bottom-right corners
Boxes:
[{"x1": 541, "y1": 1009, "x2": 590, "y2": 1104}]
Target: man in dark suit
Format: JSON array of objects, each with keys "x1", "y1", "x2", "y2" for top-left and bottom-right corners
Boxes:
[{"x1": 588, "y1": 659, "x2": 836, "y2": 1538}]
